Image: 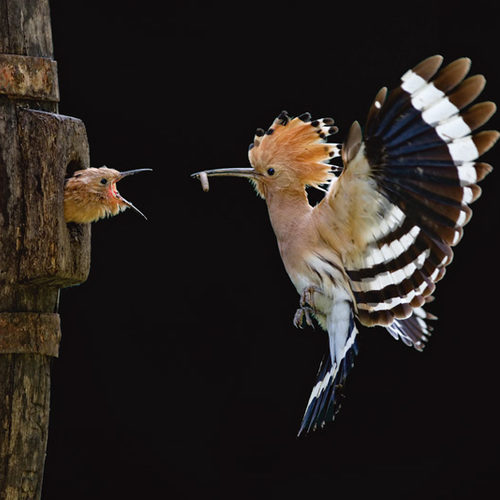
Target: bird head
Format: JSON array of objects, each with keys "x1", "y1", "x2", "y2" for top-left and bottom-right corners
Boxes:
[
  {"x1": 192, "y1": 111, "x2": 341, "y2": 199},
  {"x1": 64, "y1": 166, "x2": 152, "y2": 223}
]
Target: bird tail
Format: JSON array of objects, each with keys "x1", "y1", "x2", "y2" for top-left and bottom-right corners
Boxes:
[{"x1": 298, "y1": 304, "x2": 359, "y2": 436}]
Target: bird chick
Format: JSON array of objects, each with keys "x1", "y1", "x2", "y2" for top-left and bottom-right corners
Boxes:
[{"x1": 64, "y1": 166, "x2": 152, "y2": 223}]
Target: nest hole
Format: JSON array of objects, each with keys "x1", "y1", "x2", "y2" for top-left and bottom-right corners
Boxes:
[{"x1": 66, "y1": 158, "x2": 85, "y2": 178}]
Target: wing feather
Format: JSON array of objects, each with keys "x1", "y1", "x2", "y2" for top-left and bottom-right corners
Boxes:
[{"x1": 321, "y1": 56, "x2": 498, "y2": 332}]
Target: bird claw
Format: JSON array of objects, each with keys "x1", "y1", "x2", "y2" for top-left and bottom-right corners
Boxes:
[
  {"x1": 293, "y1": 286, "x2": 322, "y2": 329},
  {"x1": 294, "y1": 306, "x2": 315, "y2": 329}
]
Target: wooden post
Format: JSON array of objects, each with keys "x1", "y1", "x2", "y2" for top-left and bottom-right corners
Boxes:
[{"x1": 0, "y1": 1, "x2": 91, "y2": 498}]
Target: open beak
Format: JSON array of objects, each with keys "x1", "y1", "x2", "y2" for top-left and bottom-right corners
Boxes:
[
  {"x1": 191, "y1": 167, "x2": 261, "y2": 192},
  {"x1": 116, "y1": 168, "x2": 152, "y2": 220}
]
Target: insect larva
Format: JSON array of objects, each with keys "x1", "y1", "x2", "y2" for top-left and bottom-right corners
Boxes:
[{"x1": 199, "y1": 171, "x2": 209, "y2": 192}]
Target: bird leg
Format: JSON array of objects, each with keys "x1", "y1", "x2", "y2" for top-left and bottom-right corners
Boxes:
[{"x1": 293, "y1": 286, "x2": 322, "y2": 329}]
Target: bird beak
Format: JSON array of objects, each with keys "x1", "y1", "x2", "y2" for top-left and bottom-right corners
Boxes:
[
  {"x1": 115, "y1": 168, "x2": 152, "y2": 220},
  {"x1": 117, "y1": 168, "x2": 153, "y2": 180},
  {"x1": 192, "y1": 167, "x2": 260, "y2": 179},
  {"x1": 118, "y1": 196, "x2": 148, "y2": 220},
  {"x1": 191, "y1": 167, "x2": 261, "y2": 192}
]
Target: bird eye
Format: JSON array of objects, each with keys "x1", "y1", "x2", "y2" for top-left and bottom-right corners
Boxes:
[
  {"x1": 100, "y1": 178, "x2": 108, "y2": 185},
  {"x1": 267, "y1": 168, "x2": 275, "y2": 176}
]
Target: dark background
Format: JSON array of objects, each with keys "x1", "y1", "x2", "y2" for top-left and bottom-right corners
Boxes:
[{"x1": 43, "y1": 1, "x2": 499, "y2": 498}]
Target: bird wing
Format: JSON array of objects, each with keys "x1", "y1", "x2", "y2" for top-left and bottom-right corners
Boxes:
[
  {"x1": 320, "y1": 56, "x2": 498, "y2": 332},
  {"x1": 384, "y1": 303, "x2": 436, "y2": 351}
]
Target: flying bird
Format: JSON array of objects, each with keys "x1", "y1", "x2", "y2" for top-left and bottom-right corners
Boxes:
[
  {"x1": 64, "y1": 166, "x2": 152, "y2": 223},
  {"x1": 192, "y1": 56, "x2": 498, "y2": 435}
]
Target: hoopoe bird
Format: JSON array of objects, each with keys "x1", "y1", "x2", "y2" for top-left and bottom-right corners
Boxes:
[
  {"x1": 192, "y1": 56, "x2": 498, "y2": 435},
  {"x1": 64, "y1": 166, "x2": 151, "y2": 223}
]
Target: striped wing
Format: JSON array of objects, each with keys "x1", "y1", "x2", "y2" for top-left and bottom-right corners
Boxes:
[
  {"x1": 385, "y1": 303, "x2": 436, "y2": 351},
  {"x1": 326, "y1": 56, "x2": 498, "y2": 332}
]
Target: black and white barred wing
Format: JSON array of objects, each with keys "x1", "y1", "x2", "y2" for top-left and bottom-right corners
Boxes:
[{"x1": 325, "y1": 56, "x2": 498, "y2": 334}]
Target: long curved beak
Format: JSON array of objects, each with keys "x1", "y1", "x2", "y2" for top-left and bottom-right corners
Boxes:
[
  {"x1": 192, "y1": 167, "x2": 259, "y2": 179},
  {"x1": 119, "y1": 197, "x2": 148, "y2": 220},
  {"x1": 117, "y1": 168, "x2": 153, "y2": 180},
  {"x1": 116, "y1": 168, "x2": 152, "y2": 219},
  {"x1": 191, "y1": 167, "x2": 261, "y2": 192}
]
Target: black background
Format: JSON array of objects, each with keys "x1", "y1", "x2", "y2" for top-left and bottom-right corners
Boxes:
[{"x1": 42, "y1": 1, "x2": 499, "y2": 498}]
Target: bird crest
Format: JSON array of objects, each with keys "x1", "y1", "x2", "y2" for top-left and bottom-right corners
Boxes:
[{"x1": 248, "y1": 110, "x2": 341, "y2": 196}]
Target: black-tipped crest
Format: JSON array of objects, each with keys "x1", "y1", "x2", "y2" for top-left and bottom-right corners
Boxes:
[
  {"x1": 244, "y1": 111, "x2": 342, "y2": 196},
  {"x1": 276, "y1": 110, "x2": 290, "y2": 125}
]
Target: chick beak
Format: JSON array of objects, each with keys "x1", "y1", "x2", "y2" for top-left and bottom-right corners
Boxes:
[
  {"x1": 117, "y1": 168, "x2": 153, "y2": 180},
  {"x1": 115, "y1": 169, "x2": 152, "y2": 220}
]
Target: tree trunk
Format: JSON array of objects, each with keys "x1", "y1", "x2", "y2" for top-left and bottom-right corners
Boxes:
[{"x1": 0, "y1": 1, "x2": 91, "y2": 498}]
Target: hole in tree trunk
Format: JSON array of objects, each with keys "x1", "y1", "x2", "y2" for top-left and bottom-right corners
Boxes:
[
  {"x1": 65, "y1": 159, "x2": 89, "y2": 235},
  {"x1": 66, "y1": 158, "x2": 86, "y2": 178}
]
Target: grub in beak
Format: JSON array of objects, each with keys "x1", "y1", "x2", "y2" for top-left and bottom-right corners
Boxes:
[{"x1": 191, "y1": 167, "x2": 261, "y2": 192}]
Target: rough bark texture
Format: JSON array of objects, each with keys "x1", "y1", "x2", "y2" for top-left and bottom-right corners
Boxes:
[
  {"x1": 0, "y1": 54, "x2": 59, "y2": 102},
  {"x1": 0, "y1": 0, "x2": 54, "y2": 58},
  {"x1": 0, "y1": 1, "x2": 91, "y2": 498},
  {"x1": 0, "y1": 355, "x2": 51, "y2": 499}
]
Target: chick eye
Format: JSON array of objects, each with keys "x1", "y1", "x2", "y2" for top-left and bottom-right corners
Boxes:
[
  {"x1": 267, "y1": 168, "x2": 275, "y2": 176},
  {"x1": 100, "y1": 178, "x2": 108, "y2": 185}
]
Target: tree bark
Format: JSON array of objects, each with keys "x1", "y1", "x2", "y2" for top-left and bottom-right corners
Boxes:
[{"x1": 0, "y1": 1, "x2": 91, "y2": 498}]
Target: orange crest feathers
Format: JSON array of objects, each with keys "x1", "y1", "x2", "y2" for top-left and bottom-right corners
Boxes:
[{"x1": 248, "y1": 111, "x2": 341, "y2": 192}]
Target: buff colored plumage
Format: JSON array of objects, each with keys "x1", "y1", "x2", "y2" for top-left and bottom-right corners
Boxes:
[
  {"x1": 192, "y1": 56, "x2": 498, "y2": 435},
  {"x1": 64, "y1": 166, "x2": 151, "y2": 223}
]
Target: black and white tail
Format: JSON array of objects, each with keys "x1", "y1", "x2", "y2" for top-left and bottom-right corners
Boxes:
[
  {"x1": 298, "y1": 302, "x2": 358, "y2": 436},
  {"x1": 297, "y1": 304, "x2": 435, "y2": 435}
]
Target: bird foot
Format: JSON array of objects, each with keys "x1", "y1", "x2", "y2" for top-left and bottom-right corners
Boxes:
[
  {"x1": 293, "y1": 286, "x2": 322, "y2": 329},
  {"x1": 294, "y1": 306, "x2": 315, "y2": 329}
]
